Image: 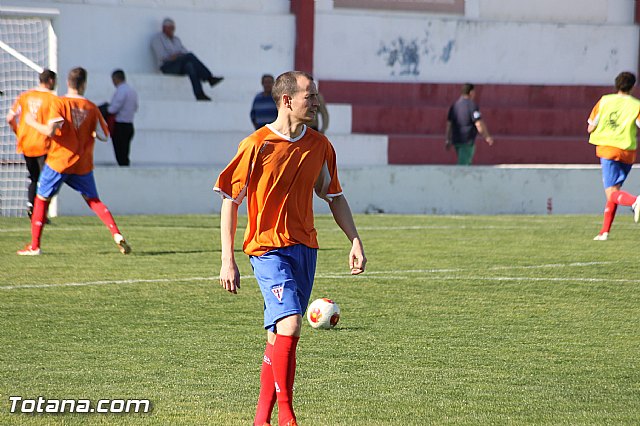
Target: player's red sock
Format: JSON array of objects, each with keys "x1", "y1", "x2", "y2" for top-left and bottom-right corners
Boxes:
[
  {"x1": 254, "y1": 342, "x2": 277, "y2": 426},
  {"x1": 600, "y1": 201, "x2": 617, "y2": 234},
  {"x1": 85, "y1": 198, "x2": 120, "y2": 236},
  {"x1": 610, "y1": 190, "x2": 637, "y2": 206},
  {"x1": 30, "y1": 197, "x2": 49, "y2": 249},
  {"x1": 271, "y1": 334, "x2": 299, "y2": 426}
]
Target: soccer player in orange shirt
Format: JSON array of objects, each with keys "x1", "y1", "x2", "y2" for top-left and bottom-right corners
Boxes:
[
  {"x1": 6, "y1": 69, "x2": 57, "y2": 218},
  {"x1": 17, "y1": 67, "x2": 131, "y2": 256},
  {"x1": 214, "y1": 71, "x2": 366, "y2": 426}
]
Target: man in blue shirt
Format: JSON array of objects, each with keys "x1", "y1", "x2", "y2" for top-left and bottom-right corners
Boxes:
[
  {"x1": 250, "y1": 74, "x2": 278, "y2": 129},
  {"x1": 445, "y1": 83, "x2": 494, "y2": 165}
]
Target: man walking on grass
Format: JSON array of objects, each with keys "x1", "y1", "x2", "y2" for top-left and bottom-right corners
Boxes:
[{"x1": 214, "y1": 71, "x2": 366, "y2": 426}]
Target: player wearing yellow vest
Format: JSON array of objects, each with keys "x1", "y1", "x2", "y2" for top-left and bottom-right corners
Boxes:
[{"x1": 588, "y1": 71, "x2": 640, "y2": 241}]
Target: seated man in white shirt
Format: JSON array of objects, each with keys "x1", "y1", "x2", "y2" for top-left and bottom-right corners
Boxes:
[{"x1": 150, "y1": 18, "x2": 224, "y2": 101}]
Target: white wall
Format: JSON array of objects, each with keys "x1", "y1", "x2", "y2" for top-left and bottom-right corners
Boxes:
[
  {"x1": 472, "y1": 0, "x2": 634, "y2": 25},
  {"x1": 3, "y1": 0, "x2": 294, "y2": 82},
  {"x1": 314, "y1": 10, "x2": 638, "y2": 85},
  {"x1": 56, "y1": 165, "x2": 630, "y2": 216},
  {"x1": 4, "y1": 0, "x2": 637, "y2": 87}
]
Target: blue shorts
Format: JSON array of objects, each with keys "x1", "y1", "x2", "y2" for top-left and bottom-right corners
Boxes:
[
  {"x1": 600, "y1": 158, "x2": 632, "y2": 189},
  {"x1": 37, "y1": 164, "x2": 99, "y2": 199},
  {"x1": 250, "y1": 244, "x2": 317, "y2": 332}
]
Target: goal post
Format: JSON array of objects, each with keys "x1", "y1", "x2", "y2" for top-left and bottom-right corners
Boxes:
[{"x1": 0, "y1": 6, "x2": 58, "y2": 217}]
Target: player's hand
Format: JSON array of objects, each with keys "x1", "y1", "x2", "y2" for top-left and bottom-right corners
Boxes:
[
  {"x1": 349, "y1": 237, "x2": 366, "y2": 275},
  {"x1": 445, "y1": 140, "x2": 452, "y2": 150},
  {"x1": 219, "y1": 259, "x2": 241, "y2": 294}
]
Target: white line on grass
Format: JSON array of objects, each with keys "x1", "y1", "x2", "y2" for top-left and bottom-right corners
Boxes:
[{"x1": 0, "y1": 261, "x2": 616, "y2": 290}]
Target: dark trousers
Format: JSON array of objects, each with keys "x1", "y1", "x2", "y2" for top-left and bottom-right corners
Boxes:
[
  {"x1": 112, "y1": 122, "x2": 134, "y2": 166},
  {"x1": 160, "y1": 53, "x2": 213, "y2": 98},
  {"x1": 24, "y1": 154, "x2": 46, "y2": 209}
]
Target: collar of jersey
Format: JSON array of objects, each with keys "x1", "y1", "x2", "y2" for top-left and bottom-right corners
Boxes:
[{"x1": 266, "y1": 123, "x2": 307, "y2": 142}]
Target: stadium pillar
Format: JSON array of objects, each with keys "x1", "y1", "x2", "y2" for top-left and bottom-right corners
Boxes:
[{"x1": 290, "y1": 0, "x2": 315, "y2": 75}]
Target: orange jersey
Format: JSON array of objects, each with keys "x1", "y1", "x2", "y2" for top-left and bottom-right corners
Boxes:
[
  {"x1": 9, "y1": 88, "x2": 56, "y2": 157},
  {"x1": 214, "y1": 125, "x2": 343, "y2": 256},
  {"x1": 46, "y1": 95, "x2": 108, "y2": 174}
]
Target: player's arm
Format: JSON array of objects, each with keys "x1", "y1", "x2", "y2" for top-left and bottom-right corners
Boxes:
[
  {"x1": 445, "y1": 120, "x2": 452, "y2": 149},
  {"x1": 587, "y1": 101, "x2": 600, "y2": 133},
  {"x1": 328, "y1": 195, "x2": 366, "y2": 275},
  {"x1": 220, "y1": 197, "x2": 241, "y2": 293},
  {"x1": 6, "y1": 110, "x2": 18, "y2": 134},
  {"x1": 474, "y1": 119, "x2": 494, "y2": 146},
  {"x1": 24, "y1": 114, "x2": 61, "y2": 137}
]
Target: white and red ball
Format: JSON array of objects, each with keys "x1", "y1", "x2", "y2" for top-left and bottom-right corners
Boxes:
[{"x1": 306, "y1": 298, "x2": 340, "y2": 329}]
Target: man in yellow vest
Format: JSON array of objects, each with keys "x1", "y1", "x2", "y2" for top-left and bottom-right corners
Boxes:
[{"x1": 589, "y1": 71, "x2": 640, "y2": 240}]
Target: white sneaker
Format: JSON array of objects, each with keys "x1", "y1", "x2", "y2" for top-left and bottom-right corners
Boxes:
[
  {"x1": 17, "y1": 244, "x2": 41, "y2": 255},
  {"x1": 114, "y1": 233, "x2": 131, "y2": 255},
  {"x1": 593, "y1": 232, "x2": 609, "y2": 241},
  {"x1": 633, "y1": 196, "x2": 640, "y2": 223}
]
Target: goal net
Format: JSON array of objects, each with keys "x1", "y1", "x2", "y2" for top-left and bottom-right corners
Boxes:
[{"x1": 0, "y1": 9, "x2": 56, "y2": 217}]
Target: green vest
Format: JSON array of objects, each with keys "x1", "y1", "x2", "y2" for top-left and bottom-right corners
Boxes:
[{"x1": 589, "y1": 94, "x2": 640, "y2": 150}]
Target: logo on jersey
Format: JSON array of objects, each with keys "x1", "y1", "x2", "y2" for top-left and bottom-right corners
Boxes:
[
  {"x1": 271, "y1": 284, "x2": 284, "y2": 302},
  {"x1": 71, "y1": 108, "x2": 88, "y2": 130},
  {"x1": 28, "y1": 99, "x2": 43, "y2": 116}
]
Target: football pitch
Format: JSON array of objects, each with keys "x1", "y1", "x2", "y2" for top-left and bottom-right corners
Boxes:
[{"x1": 1, "y1": 213, "x2": 639, "y2": 425}]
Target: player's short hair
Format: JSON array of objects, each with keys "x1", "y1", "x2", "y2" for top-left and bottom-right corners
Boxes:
[
  {"x1": 272, "y1": 71, "x2": 313, "y2": 107},
  {"x1": 67, "y1": 67, "x2": 87, "y2": 90},
  {"x1": 39, "y1": 69, "x2": 56, "y2": 84},
  {"x1": 112, "y1": 69, "x2": 126, "y2": 82},
  {"x1": 615, "y1": 72, "x2": 636, "y2": 93},
  {"x1": 162, "y1": 17, "x2": 175, "y2": 27},
  {"x1": 461, "y1": 83, "x2": 475, "y2": 95}
]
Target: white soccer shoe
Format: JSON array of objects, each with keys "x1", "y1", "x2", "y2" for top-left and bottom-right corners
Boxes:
[
  {"x1": 114, "y1": 233, "x2": 131, "y2": 255},
  {"x1": 17, "y1": 245, "x2": 41, "y2": 255},
  {"x1": 633, "y1": 196, "x2": 640, "y2": 223},
  {"x1": 593, "y1": 232, "x2": 609, "y2": 241}
]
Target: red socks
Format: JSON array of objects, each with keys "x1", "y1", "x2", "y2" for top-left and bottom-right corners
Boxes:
[
  {"x1": 254, "y1": 343, "x2": 277, "y2": 426},
  {"x1": 85, "y1": 198, "x2": 120, "y2": 236},
  {"x1": 271, "y1": 335, "x2": 299, "y2": 425},
  {"x1": 610, "y1": 190, "x2": 637, "y2": 206},
  {"x1": 599, "y1": 201, "x2": 617, "y2": 234},
  {"x1": 29, "y1": 197, "x2": 49, "y2": 249}
]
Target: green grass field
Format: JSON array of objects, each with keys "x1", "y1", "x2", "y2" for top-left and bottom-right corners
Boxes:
[{"x1": 1, "y1": 213, "x2": 640, "y2": 425}]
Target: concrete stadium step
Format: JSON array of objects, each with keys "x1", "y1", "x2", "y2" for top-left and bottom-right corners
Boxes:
[
  {"x1": 350, "y1": 105, "x2": 589, "y2": 136},
  {"x1": 388, "y1": 134, "x2": 596, "y2": 165},
  {"x1": 85, "y1": 73, "x2": 261, "y2": 104},
  {"x1": 94, "y1": 130, "x2": 387, "y2": 167},
  {"x1": 104, "y1": 100, "x2": 352, "y2": 134},
  {"x1": 55, "y1": 164, "x2": 609, "y2": 216},
  {"x1": 320, "y1": 80, "x2": 610, "y2": 108}
]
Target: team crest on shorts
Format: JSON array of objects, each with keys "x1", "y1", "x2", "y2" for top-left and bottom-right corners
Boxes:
[{"x1": 271, "y1": 284, "x2": 284, "y2": 302}]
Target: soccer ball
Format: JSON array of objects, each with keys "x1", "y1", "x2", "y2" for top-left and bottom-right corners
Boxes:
[{"x1": 306, "y1": 298, "x2": 340, "y2": 329}]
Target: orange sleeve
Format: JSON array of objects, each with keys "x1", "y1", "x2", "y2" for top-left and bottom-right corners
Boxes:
[
  {"x1": 214, "y1": 136, "x2": 257, "y2": 203},
  {"x1": 324, "y1": 141, "x2": 342, "y2": 198},
  {"x1": 314, "y1": 139, "x2": 343, "y2": 201}
]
